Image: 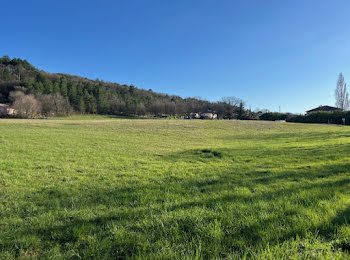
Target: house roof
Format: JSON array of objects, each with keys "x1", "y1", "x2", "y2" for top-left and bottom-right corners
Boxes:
[{"x1": 306, "y1": 105, "x2": 340, "y2": 113}]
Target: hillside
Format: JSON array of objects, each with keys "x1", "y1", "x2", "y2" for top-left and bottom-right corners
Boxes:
[{"x1": 0, "y1": 55, "x2": 237, "y2": 118}]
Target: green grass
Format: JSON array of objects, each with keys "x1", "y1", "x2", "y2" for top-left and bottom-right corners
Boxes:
[{"x1": 0, "y1": 119, "x2": 349, "y2": 259}]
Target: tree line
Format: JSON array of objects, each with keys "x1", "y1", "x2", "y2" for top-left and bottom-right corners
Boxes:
[{"x1": 0, "y1": 55, "x2": 252, "y2": 118}]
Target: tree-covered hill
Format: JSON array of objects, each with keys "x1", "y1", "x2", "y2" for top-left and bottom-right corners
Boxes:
[{"x1": 0, "y1": 55, "x2": 238, "y2": 118}]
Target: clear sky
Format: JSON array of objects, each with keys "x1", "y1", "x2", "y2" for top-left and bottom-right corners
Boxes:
[{"x1": 2, "y1": 0, "x2": 350, "y2": 113}]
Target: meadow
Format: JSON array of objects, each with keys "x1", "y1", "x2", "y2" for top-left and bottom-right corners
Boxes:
[{"x1": 0, "y1": 118, "x2": 349, "y2": 259}]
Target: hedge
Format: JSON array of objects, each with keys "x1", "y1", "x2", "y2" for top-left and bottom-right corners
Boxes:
[{"x1": 287, "y1": 111, "x2": 350, "y2": 125}]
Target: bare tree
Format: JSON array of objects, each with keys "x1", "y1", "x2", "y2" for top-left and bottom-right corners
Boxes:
[
  {"x1": 175, "y1": 101, "x2": 185, "y2": 115},
  {"x1": 335, "y1": 73, "x2": 350, "y2": 110},
  {"x1": 9, "y1": 90, "x2": 25, "y2": 102},
  {"x1": 37, "y1": 94, "x2": 55, "y2": 116},
  {"x1": 11, "y1": 91, "x2": 41, "y2": 118},
  {"x1": 221, "y1": 96, "x2": 240, "y2": 107},
  {"x1": 213, "y1": 102, "x2": 226, "y2": 119},
  {"x1": 149, "y1": 100, "x2": 164, "y2": 116},
  {"x1": 52, "y1": 94, "x2": 72, "y2": 116},
  {"x1": 164, "y1": 101, "x2": 176, "y2": 116},
  {"x1": 109, "y1": 96, "x2": 126, "y2": 114}
]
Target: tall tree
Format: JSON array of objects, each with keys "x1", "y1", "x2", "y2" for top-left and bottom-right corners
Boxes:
[
  {"x1": 237, "y1": 100, "x2": 246, "y2": 119},
  {"x1": 68, "y1": 82, "x2": 78, "y2": 105},
  {"x1": 60, "y1": 78, "x2": 68, "y2": 97},
  {"x1": 78, "y1": 97, "x2": 86, "y2": 113},
  {"x1": 53, "y1": 82, "x2": 60, "y2": 94},
  {"x1": 335, "y1": 73, "x2": 349, "y2": 110},
  {"x1": 221, "y1": 96, "x2": 241, "y2": 119},
  {"x1": 221, "y1": 96, "x2": 240, "y2": 107}
]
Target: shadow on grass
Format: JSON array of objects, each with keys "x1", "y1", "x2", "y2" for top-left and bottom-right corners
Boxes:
[
  {"x1": 160, "y1": 142, "x2": 350, "y2": 168},
  {"x1": 13, "y1": 171, "x2": 348, "y2": 258},
  {"x1": 218, "y1": 130, "x2": 350, "y2": 143},
  {"x1": 329, "y1": 206, "x2": 350, "y2": 227},
  {"x1": 316, "y1": 205, "x2": 350, "y2": 253},
  {"x1": 50, "y1": 114, "x2": 147, "y2": 120},
  {"x1": 5, "y1": 145, "x2": 350, "y2": 258}
]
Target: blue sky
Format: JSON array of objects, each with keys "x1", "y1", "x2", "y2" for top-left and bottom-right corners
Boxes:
[{"x1": 2, "y1": 0, "x2": 350, "y2": 113}]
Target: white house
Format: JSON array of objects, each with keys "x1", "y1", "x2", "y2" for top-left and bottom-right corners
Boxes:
[
  {"x1": 201, "y1": 113, "x2": 218, "y2": 119},
  {"x1": 0, "y1": 104, "x2": 16, "y2": 115}
]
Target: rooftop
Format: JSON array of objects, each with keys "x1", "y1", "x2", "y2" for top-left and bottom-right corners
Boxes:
[{"x1": 306, "y1": 105, "x2": 341, "y2": 113}]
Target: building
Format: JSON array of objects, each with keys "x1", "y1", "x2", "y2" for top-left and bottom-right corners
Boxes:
[
  {"x1": 306, "y1": 105, "x2": 341, "y2": 114},
  {"x1": 201, "y1": 113, "x2": 218, "y2": 119},
  {"x1": 186, "y1": 112, "x2": 218, "y2": 119},
  {"x1": 189, "y1": 112, "x2": 200, "y2": 119},
  {"x1": 0, "y1": 104, "x2": 16, "y2": 115}
]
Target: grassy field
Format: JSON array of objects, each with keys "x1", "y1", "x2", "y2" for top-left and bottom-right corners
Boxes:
[{"x1": 0, "y1": 118, "x2": 349, "y2": 259}]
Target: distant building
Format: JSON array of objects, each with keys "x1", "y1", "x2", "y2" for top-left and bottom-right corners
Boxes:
[
  {"x1": 189, "y1": 113, "x2": 200, "y2": 119},
  {"x1": 201, "y1": 113, "x2": 218, "y2": 119},
  {"x1": 306, "y1": 105, "x2": 341, "y2": 114},
  {"x1": 0, "y1": 104, "x2": 16, "y2": 115},
  {"x1": 186, "y1": 112, "x2": 218, "y2": 119}
]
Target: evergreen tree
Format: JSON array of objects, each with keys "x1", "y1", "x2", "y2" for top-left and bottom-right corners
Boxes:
[
  {"x1": 53, "y1": 82, "x2": 60, "y2": 94},
  {"x1": 34, "y1": 82, "x2": 44, "y2": 93},
  {"x1": 68, "y1": 82, "x2": 78, "y2": 105},
  {"x1": 43, "y1": 80, "x2": 53, "y2": 94},
  {"x1": 78, "y1": 97, "x2": 85, "y2": 113},
  {"x1": 60, "y1": 78, "x2": 68, "y2": 97},
  {"x1": 2, "y1": 68, "x2": 12, "y2": 81},
  {"x1": 97, "y1": 87, "x2": 108, "y2": 113},
  {"x1": 237, "y1": 100, "x2": 245, "y2": 119}
]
